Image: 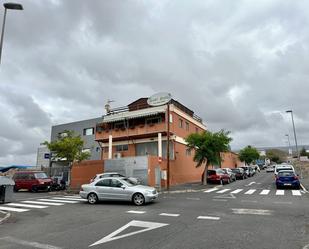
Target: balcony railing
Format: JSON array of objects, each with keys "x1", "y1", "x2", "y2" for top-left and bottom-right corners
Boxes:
[{"x1": 96, "y1": 122, "x2": 166, "y2": 141}]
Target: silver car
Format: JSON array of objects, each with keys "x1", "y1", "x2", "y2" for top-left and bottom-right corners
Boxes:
[{"x1": 80, "y1": 177, "x2": 158, "y2": 206}]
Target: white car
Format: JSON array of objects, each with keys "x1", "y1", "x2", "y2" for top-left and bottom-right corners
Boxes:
[
  {"x1": 90, "y1": 172, "x2": 140, "y2": 185},
  {"x1": 274, "y1": 165, "x2": 295, "y2": 176},
  {"x1": 266, "y1": 166, "x2": 275, "y2": 172}
]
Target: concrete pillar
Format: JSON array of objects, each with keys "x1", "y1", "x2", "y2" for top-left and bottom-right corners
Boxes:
[
  {"x1": 158, "y1": 133, "x2": 162, "y2": 160},
  {"x1": 108, "y1": 135, "x2": 112, "y2": 159}
]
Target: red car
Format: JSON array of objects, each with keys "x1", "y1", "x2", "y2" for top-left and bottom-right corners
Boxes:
[
  {"x1": 13, "y1": 171, "x2": 53, "y2": 192},
  {"x1": 207, "y1": 169, "x2": 231, "y2": 185}
]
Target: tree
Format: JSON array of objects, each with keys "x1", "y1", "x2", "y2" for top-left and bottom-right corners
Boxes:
[
  {"x1": 266, "y1": 149, "x2": 287, "y2": 163},
  {"x1": 185, "y1": 130, "x2": 232, "y2": 185},
  {"x1": 43, "y1": 130, "x2": 90, "y2": 187},
  {"x1": 300, "y1": 147, "x2": 309, "y2": 157},
  {"x1": 239, "y1": 146, "x2": 260, "y2": 165}
]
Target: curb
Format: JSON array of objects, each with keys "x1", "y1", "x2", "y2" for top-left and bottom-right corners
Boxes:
[{"x1": 0, "y1": 210, "x2": 11, "y2": 225}]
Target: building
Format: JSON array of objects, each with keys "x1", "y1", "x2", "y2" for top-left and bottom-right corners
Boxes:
[
  {"x1": 41, "y1": 95, "x2": 241, "y2": 189},
  {"x1": 36, "y1": 117, "x2": 103, "y2": 184}
]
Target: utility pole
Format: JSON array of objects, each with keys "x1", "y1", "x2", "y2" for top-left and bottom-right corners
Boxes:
[{"x1": 166, "y1": 102, "x2": 170, "y2": 191}]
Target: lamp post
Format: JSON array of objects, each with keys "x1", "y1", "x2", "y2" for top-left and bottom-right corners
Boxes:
[
  {"x1": 0, "y1": 2, "x2": 23, "y2": 64},
  {"x1": 285, "y1": 134, "x2": 292, "y2": 156},
  {"x1": 286, "y1": 110, "x2": 301, "y2": 178}
]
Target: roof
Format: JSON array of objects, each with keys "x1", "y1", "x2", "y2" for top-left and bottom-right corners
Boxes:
[
  {"x1": 0, "y1": 165, "x2": 34, "y2": 173},
  {"x1": 102, "y1": 105, "x2": 166, "y2": 123}
]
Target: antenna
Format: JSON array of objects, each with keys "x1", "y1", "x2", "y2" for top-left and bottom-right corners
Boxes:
[{"x1": 105, "y1": 99, "x2": 115, "y2": 114}]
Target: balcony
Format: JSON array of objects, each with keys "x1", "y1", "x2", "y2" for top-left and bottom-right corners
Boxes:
[{"x1": 96, "y1": 122, "x2": 167, "y2": 142}]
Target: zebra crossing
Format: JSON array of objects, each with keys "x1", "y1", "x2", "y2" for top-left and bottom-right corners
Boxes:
[
  {"x1": 0, "y1": 195, "x2": 84, "y2": 213},
  {"x1": 204, "y1": 187, "x2": 305, "y2": 197}
]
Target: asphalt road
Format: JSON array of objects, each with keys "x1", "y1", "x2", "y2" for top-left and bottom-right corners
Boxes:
[{"x1": 0, "y1": 171, "x2": 309, "y2": 249}]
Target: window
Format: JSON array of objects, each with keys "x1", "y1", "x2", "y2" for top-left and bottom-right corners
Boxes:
[
  {"x1": 104, "y1": 147, "x2": 109, "y2": 153},
  {"x1": 110, "y1": 179, "x2": 123, "y2": 188},
  {"x1": 116, "y1": 144, "x2": 129, "y2": 152},
  {"x1": 179, "y1": 119, "x2": 183, "y2": 128},
  {"x1": 146, "y1": 117, "x2": 161, "y2": 125},
  {"x1": 186, "y1": 149, "x2": 191, "y2": 156},
  {"x1": 83, "y1": 128, "x2": 94, "y2": 136},
  {"x1": 95, "y1": 179, "x2": 111, "y2": 187},
  {"x1": 195, "y1": 127, "x2": 199, "y2": 133},
  {"x1": 114, "y1": 122, "x2": 125, "y2": 130},
  {"x1": 185, "y1": 122, "x2": 189, "y2": 131}
]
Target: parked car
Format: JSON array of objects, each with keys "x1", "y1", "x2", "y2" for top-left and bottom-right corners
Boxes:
[
  {"x1": 231, "y1": 168, "x2": 247, "y2": 180},
  {"x1": 13, "y1": 171, "x2": 53, "y2": 192},
  {"x1": 266, "y1": 165, "x2": 275, "y2": 172},
  {"x1": 240, "y1": 166, "x2": 250, "y2": 176},
  {"x1": 90, "y1": 172, "x2": 141, "y2": 185},
  {"x1": 274, "y1": 164, "x2": 295, "y2": 176},
  {"x1": 207, "y1": 169, "x2": 231, "y2": 185},
  {"x1": 275, "y1": 171, "x2": 300, "y2": 189},
  {"x1": 221, "y1": 168, "x2": 236, "y2": 182},
  {"x1": 80, "y1": 177, "x2": 158, "y2": 206},
  {"x1": 248, "y1": 167, "x2": 256, "y2": 177}
]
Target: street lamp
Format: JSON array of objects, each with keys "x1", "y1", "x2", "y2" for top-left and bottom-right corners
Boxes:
[
  {"x1": 285, "y1": 134, "x2": 292, "y2": 156},
  {"x1": 286, "y1": 110, "x2": 301, "y2": 177},
  {"x1": 0, "y1": 2, "x2": 23, "y2": 64}
]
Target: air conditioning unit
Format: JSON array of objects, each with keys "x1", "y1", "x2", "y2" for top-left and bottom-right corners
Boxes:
[{"x1": 114, "y1": 153, "x2": 122, "y2": 159}]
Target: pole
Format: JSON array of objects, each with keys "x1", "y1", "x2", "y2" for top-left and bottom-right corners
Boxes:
[
  {"x1": 0, "y1": 8, "x2": 7, "y2": 64},
  {"x1": 167, "y1": 103, "x2": 170, "y2": 190},
  {"x1": 290, "y1": 112, "x2": 299, "y2": 159},
  {"x1": 286, "y1": 134, "x2": 291, "y2": 155}
]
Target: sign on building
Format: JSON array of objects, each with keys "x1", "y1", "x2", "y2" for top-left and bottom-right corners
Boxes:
[{"x1": 147, "y1": 92, "x2": 171, "y2": 106}]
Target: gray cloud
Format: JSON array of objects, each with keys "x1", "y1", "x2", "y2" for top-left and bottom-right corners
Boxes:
[{"x1": 1, "y1": 0, "x2": 309, "y2": 165}]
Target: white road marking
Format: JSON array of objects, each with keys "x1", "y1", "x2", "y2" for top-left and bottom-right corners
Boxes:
[
  {"x1": 260, "y1": 189, "x2": 270, "y2": 195},
  {"x1": 241, "y1": 200, "x2": 257, "y2": 203},
  {"x1": 244, "y1": 189, "x2": 256, "y2": 195},
  {"x1": 212, "y1": 199, "x2": 227, "y2": 202},
  {"x1": 276, "y1": 190, "x2": 284, "y2": 196},
  {"x1": 22, "y1": 201, "x2": 64, "y2": 206},
  {"x1": 273, "y1": 201, "x2": 292, "y2": 205},
  {"x1": 245, "y1": 182, "x2": 256, "y2": 186},
  {"x1": 204, "y1": 188, "x2": 218, "y2": 193},
  {"x1": 232, "y1": 208, "x2": 272, "y2": 215},
  {"x1": 292, "y1": 190, "x2": 302, "y2": 196},
  {"x1": 216, "y1": 189, "x2": 230, "y2": 194},
  {"x1": 186, "y1": 197, "x2": 200, "y2": 200},
  {"x1": 0, "y1": 236, "x2": 62, "y2": 249},
  {"x1": 159, "y1": 213, "x2": 180, "y2": 217},
  {"x1": 0, "y1": 206, "x2": 29, "y2": 212},
  {"x1": 6, "y1": 203, "x2": 48, "y2": 209},
  {"x1": 197, "y1": 216, "x2": 220, "y2": 220},
  {"x1": 126, "y1": 210, "x2": 146, "y2": 214},
  {"x1": 51, "y1": 197, "x2": 87, "y2": 202},
  {"x1": 89, "y1": 220, "x2": 168, "y2": 246},
  {"x1": 38, "y1": 199, "x2": 78, "y2": 204},
  {"x1": 230, "y1": 189, "x2": 243, "y2": 194}
]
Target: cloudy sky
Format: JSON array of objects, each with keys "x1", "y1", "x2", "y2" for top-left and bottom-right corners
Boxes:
[{"x1": 0, "y1": 0, "x2": 308, "y2": 166}]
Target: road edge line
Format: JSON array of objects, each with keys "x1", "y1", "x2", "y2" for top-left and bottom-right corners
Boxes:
[
  {"x1": 300, "y1": 183, "x2": 308, "y2": 193},
  {"x1": 0, "y1": 210, "x2": 11, "y2": 224}
]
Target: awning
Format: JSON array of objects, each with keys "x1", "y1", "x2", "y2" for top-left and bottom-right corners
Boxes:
[{"x1": 102, "y1": 106, "x2": 166, "y2": 123}]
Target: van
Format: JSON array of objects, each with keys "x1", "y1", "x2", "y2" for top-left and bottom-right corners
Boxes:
[
  {"x1": 274, "y1": 165, "x2": 295, "y2": 176},
  {"x1": 13, "y1": 171, "x2": 52, "y2": 192}
]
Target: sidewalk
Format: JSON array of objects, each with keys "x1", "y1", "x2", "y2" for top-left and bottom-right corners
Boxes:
[
  {"x1": 159, "y1": 182, "x2": 221, "y2": 194},
  {"x1": 294, "y1": 162, "x2": 309, "y2": 192}
]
